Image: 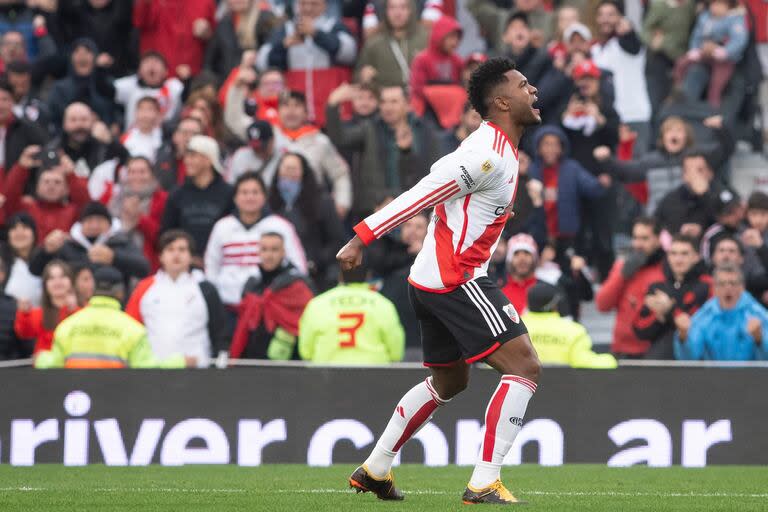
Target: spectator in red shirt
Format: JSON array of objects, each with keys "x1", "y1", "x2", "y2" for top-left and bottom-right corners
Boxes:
[
  {"x1": 596, "y1": 216, "x2": 666, "y2": 358},
  {"x1": 409, "y1": 14, "x2": 463, "y2": 116},
  {"x1": 14, "y1": 259, "x2": 79, "y2": 354},
  {"x1": 133, "y1": 0, "x2": 217, "y2": 77},
  {"x1": 3, "y1": 146, "x2": 90, "y2": 242}
]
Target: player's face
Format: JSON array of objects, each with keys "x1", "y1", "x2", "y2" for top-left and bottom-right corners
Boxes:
[{"x1": 499, "y1": 70, "x2": 541, "y2": 126}]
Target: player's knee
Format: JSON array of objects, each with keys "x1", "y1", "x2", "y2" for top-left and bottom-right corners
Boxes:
[
  {"x1": 431, "y1": 368, "x2": 469, "y2": 400},
  {"x1": 525, "y1": 352, "x2": 542, "y2": 384}
]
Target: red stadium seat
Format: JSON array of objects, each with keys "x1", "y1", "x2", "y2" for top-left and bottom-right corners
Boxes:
[{"x1": 421, "y1": 84, "x2": 468, "y2": 129}]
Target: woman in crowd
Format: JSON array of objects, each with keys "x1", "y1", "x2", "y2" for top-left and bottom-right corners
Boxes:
[
  {"x1": 205, "y1": 172, "x2": 307, "y2": 330},
  {"x1": 268, "y1": 152, "x2": 346, "y2": 291},
  {"x1": 14, "y1": 260, "x2": 79, "y2": 354},
  {"x1": 0, "y1": 213, "x2": 42, "y2": 307},
  {"x1": 109, "y1": 156, "x2": 168, "y2": 271},
  {"x1": 72, "y1": 264, "x2": 95, "y2": 307}
]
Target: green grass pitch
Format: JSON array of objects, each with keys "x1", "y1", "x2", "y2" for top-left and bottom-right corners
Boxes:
[{"x1": 1, "y1": 464, "x2": 767, "y2": 511}]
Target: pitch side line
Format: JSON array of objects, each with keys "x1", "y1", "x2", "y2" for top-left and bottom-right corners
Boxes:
[{"x1": 2, "y1": 487, "x2": 767, "y2": 499}]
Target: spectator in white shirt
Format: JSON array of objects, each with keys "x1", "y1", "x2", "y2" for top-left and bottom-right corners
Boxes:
[{"x1": 121, "y1": 96, "x2": 163, "y2": 163}]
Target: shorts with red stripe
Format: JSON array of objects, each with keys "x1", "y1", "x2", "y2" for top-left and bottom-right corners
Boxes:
[{"x1": 408, "y1": 276, "x2": 528, "y2": 366}]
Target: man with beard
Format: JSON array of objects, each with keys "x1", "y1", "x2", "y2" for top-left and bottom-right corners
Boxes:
[
  {"x1": 633, "y1": 235, "x2": 712, "y2": 359},
  {"x1": 46, "y1": 102, "x2": 128, "y2": 197},
  {"x1": 596, "y1": 216, "x2": 665, "y2": 358}
]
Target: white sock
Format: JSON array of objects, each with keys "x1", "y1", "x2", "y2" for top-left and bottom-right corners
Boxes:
[
  {"x1": 364, "y1": 377, "x2": 449, "y2": 478},
  {"x1": 469, "y1": 375, "x2": 536, "y2": 489}
]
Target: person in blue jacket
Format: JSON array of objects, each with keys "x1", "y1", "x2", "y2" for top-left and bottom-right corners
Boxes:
[
  {"x1": 675, "y1": 264, "x2": 768, "y2": 360},
  {"x1": 527, "y1": 125, "x2": 608, "y2": 258}
]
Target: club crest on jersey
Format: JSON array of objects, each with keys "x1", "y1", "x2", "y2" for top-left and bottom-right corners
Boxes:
[
  {"x1": 503, "y1": 303, "x2": 519, "y2": 324},
  {"x1": 481, "y1": 160, "x2": 493, "y2": 173}
]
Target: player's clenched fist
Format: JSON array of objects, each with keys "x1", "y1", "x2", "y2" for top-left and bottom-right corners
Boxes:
[{"x1": 336, "y1": 236, "x2": 364, "y2": 271}]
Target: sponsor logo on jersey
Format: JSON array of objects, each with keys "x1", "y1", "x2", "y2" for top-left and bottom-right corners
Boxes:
[
  {"x1": 481, "y1": 160, "x2": 493, "y2": 173},
  {"x1": 509, "y1": 416, "x2": 523, "y2": 426},
  {"x1": 459, "y1": 166, "x2": 475, "y2": 189},
  {"x1": 503, "y1": 303, "x2": 519, "y2": 324}
]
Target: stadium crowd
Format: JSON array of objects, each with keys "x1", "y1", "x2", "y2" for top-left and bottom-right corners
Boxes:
[{"x1": 0, "y1": 0, "x2": 767, "y2": 367}]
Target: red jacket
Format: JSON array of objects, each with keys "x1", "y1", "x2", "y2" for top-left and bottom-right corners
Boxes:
[
  {"x1": 409, "y1": 15, "x2": 464, "y2": 115},
  {"x1": 133, "y1": 0, "x2": 216, "y2": 76},
  {"x1": 501, "y1": 276, "x2": 537, "y2": 314},
  {"x1": 2, "y1": 163, "x2": 90, "y2": 242},
  {"x1": 138, "y1": 189, "x2": 168, "y2": 272},
  {"x1": 230, "y1": 279, "x2": 314, "y2": 358},
  {"x1": 14, "y1": 306, "x2": 80, "y2": 353},
  {"x1": 595, "y1": 253, "x2": 665, "y2": 355}
]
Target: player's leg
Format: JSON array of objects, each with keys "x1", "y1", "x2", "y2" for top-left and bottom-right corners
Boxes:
[
  {"x1": 445, "y1": 277, "x2": 540, "y2": 504},
  {"x1": 350, "y1": 286, "x2": 464, "y2": 500},
  {"x1": 467, "y1": 332, "x2": 541, "y2": 493}
]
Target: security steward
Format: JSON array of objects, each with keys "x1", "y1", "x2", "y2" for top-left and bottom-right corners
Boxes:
[{"x1": 35, "y1": 266, "x2": 195, "y2": 369}]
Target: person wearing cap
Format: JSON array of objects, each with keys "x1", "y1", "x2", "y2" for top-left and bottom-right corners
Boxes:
[
  {"x1": 35, "y1": 265, "x2": 195, "y2": 369},
  {"x1": 355, "y1": 0, "x2": 428, "y2": 88},
  {"x1": 501, "y1": 234, "x2": 541, "y2": 314},
  {"x1": 227, "y1": 120, "x2": 279, "y2": 184},
  {"x1": 523, "y1": 281, "x2": 618, "y2": 368},
  {"x1": 0, "y1": 213, "x2": 42, "y2": 306},
  {"x1": 46, "y1": 37, "x2": 116, "y2": 129},
  {"x1": 113, "y1": 52, "x2": 185, "y2": 131},
  {"x1": 500, "y1": 13, "x2": 551, "y2": 89},
  {"x1": 6, "y1": 60, "x2": 51, "y2": 131},
  {"x1": 591, "y1": 0, "x2": 652, "y2": 156},
  {"x1": 641, "y1": 0, "x2": 697, "y2": 118},
  {"x1": 29, "y1": 201, "x2": 150, "y2": 287},
  {"x1": 2, "y1": 145, "x2": 89, "y2": 242},
  {"x1": 561, "y1": 57, "x2": 620, "y2": 280},
  {"x1": 654, "y1": 150, "x2": 724, "y2": 241},
  {"x1": 700, "y1": 188, "x2": 746, "y2": 265},
  {"x1": 160, "y1": 135, "x2": 234, "y2": 256}
]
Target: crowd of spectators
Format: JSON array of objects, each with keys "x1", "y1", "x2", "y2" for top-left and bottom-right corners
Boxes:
[{"x1": 0, "y1": 0, "x2": 767, "y2": 367}]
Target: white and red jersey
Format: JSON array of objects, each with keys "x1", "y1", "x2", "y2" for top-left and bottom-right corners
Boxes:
[{"x1": 354, "y1": 121, "x2": 520, "y2": 293}]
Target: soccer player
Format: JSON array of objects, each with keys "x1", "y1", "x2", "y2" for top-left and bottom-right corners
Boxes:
[{"x1": 336, "y1": 57, "x2": 543, "y2": 505}]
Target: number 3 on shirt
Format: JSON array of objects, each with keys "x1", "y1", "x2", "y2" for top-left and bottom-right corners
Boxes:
[{"x1": 338, "y1": 312, "x2": 365, "y2": 348}]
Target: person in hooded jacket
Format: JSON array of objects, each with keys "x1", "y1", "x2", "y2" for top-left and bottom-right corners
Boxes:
[
  {"x1": 268, "y1": 152, "x2": 345, "y2": 291},
  {"x1": 633, "y1": 234, "x2": 712, "y2": 359},
  {"x1": 29, "y1": 201, "x2": 150, "y2": 289},
  {"x1": 408, "y1": 15, "x2": 464, "y2": 117},
  {"x1": 526, "y1": 125, "x2": 608, "y2": 251}
]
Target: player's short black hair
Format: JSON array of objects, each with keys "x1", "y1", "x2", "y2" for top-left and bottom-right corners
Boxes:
[{"x1": 468, "y1": 57, "x2": 516, "y2": 119}]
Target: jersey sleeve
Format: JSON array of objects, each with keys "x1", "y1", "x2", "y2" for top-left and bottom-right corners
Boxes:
[{"x1": 353, "y1": 148, "x2": 498, "y2": 245}]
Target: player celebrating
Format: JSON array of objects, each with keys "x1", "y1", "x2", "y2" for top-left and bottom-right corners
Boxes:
[{"x1": 336, "y1": 57, "x2": 543, "y2": 505}]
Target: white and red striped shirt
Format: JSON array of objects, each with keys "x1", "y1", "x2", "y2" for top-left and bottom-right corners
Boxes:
[{"x1": 354, "y1": 121, "x2": 520, "y2": 293}]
